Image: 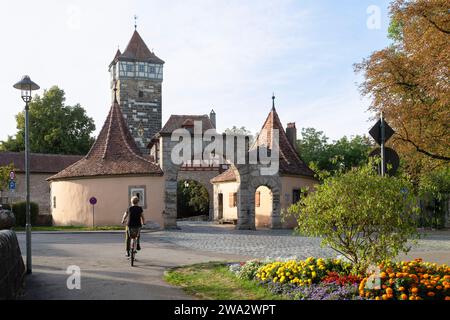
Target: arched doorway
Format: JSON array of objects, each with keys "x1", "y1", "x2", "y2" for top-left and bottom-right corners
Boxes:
[
  {"x1": 254, "y1": 185, "x2": 273, "y2": 228},
  {"x1": 177, "y1": 179, "x2": 210, "y2": 220}
]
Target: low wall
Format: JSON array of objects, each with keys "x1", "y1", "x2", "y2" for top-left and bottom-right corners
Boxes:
[{"x1": 0, "y1": 230, "x2": 25, "y2": 299}]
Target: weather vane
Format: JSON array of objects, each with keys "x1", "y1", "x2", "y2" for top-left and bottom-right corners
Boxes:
[{"x1": 134, "y1": 14, "x2": 138, "y2": 30}]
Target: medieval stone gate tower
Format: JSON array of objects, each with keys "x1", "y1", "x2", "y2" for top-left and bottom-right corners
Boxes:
[{"x1": 109, "y1": 30, "x2": 164, "y2": 154}]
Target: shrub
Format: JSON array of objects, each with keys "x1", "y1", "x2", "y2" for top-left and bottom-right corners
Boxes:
[
  {"x1": 286, "y1": 164, "x2": 419, "y2": 273},
  {"x1": 256, "y1": 257, "x2": 353, "y2": 286},
  {"x1": 236, "y1": 260, "x2": 265, "y2": 281},
  {"x1": 11, "y1": 201, "x2": 39, "y2": 227},
  {"x1": 360, "y1": 259, "x2": 450, "y2": 300}
]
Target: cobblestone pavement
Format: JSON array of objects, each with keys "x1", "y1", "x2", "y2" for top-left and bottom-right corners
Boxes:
[{"x1": 148, "y1": 222, "x2": 450, "y2": 263}]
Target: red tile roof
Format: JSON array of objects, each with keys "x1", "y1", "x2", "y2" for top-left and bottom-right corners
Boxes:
[
  {"x1": 48, "y1": 100, "x2": 162, "y2": 181},
  {"x1": 0, "y1": 152, "x2": 82, "y2": 174},
  {"x1": 119, "y1": 30, "x2": 164, "y2": 64},
  {"x1": 159, "y1": 115, "x2": 215, "y2": 134},
  {"x1": 254, "y1": 106, "x2": 315, "y2": 177},
  {"x1": 210, "y1": 168, "x2": 237, "y2": 183}
]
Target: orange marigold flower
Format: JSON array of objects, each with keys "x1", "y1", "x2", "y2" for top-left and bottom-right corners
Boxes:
[
  {"x1": 411, "y1": 287, "x2": 419, "y2": 294},
  {"x1": 400, "y1": 294, "x2": 408, "y2": 300},
  {"x1": 386, "y1": 288, "x2": 393, "y2": 295},
  {"x1": 427, "y1": 292, "x2": 435, "y2": 297},
  {"x1": 398, "y1": 287, "x2": 405, "y2": 291},
  {"x1": 382, "y1": 294, "x2": 388, "y2": 300},
  {"x1": 445, "y1": 296, "x2": 450, "y2": 300}
]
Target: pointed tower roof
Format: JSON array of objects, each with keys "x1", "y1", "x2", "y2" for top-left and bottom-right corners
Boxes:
[
  {"x1": 119, "y1": 30, "x2": 164, "y2": 64},
  {"x1": 109, "y1": 48, "x2": 122, "y2": 67},
  {"x1": 253, "y1": 104, "x2": 315, "y2": 177},
  {"x1": 48, "y1": 100, "x2": 162, "y2": 181}
]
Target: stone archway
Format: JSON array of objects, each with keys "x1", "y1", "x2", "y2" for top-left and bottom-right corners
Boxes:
[
  {"x1": 248, "y1": 174, "x2": 282, "y2": 229},
  {"x1": 176, "y1": 174, "x2": 213, "y2": 219}
]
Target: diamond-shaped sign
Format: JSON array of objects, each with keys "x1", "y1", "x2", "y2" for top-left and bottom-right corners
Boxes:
[
  {"x1": 369, "y1": 147, "x2": 400, "y2": 176},
  {"x1": 369, "y1": 119, "x2": 395, "y2": 145}
]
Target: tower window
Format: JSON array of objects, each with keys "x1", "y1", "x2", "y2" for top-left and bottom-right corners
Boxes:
[
  {"x1": 139, "y1": 64, "x2": 145, "y2": 72},
  {"x1": 149, "y1": 66, "x2": 155, "y2": 73},
  {"x1": 126, "y1": 64, "x2": 134, "y2": 72},
  {"x1": 138, "y1": 90, "x2": 144, "y2": 98}
]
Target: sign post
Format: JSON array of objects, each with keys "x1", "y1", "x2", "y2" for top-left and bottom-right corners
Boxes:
[
  {"x1": 369, "y1": 114, "x2": 396, "y2": 176},
  {"x1": 380, "y1": 112, "x2": 386, "y2": 176},
  {"x1": 89, "y1": 197, "x2": 97, "y2": 228},
  {"x1": 9, "y1": 171, "x2": 16, "y2": 193}
]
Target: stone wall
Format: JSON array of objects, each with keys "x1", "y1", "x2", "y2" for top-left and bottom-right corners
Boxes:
[
  {"x1": 0, "y1": 230, "x2": 25, "y2": 299},
  {"x1": 1, "y1": 173, "x2": 51, "y2": 215},
  {"x1": 118, "y1": 78, "x2": 162, "y2": 154}
]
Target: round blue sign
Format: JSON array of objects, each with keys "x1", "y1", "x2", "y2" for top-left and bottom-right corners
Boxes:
[{"x1": 89, "y1": 197, "x2": 97, "y2": 205}]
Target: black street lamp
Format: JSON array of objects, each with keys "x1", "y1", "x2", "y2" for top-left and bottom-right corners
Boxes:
[{"x1": 13, "y1": 75, "x2": 40, "y2": 274}]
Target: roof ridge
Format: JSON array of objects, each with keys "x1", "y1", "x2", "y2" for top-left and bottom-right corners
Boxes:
[
  {"x1": 114, "y1": 103, "x2": 155, "y2": 164},
  {"x1": 102, "y1": 104, "x2": 115, "y2": 159}
]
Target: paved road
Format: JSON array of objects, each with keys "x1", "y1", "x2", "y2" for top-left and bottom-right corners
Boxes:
[
  {"x1": 17, "y1": 222, "x2": 450, "y2": 299},
  {"x1": 17, "y1": 229, "x2": 250, "y2": 300}
]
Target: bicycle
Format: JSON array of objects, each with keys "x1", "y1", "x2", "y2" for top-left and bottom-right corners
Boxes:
[{"x1": 128, "y1": 227, "x2": 141, "y2": 267}]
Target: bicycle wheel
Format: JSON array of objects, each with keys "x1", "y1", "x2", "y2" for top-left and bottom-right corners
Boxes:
[{"x1": 130, "y1": 238, "x2": 135, "y2": 267}]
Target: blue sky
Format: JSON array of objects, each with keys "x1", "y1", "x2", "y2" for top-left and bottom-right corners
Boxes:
[{"x1": 0, "y1": 0, "x2": 392, "y2": 143}]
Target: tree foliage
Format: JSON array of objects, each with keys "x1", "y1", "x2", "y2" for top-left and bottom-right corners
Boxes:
[
  {"x1": 177, "y1": 180, "x2": 209, "y2": 218},
  {"x1": 355, "y1": 0, "x2": 450, "y2": 179},
  {"x1": 296, "y1": 127, "x2": 373, "y2": 177},
  {"x1": 286, "y1": 163, "x2": 419, "y2": 273},
  {"x1": 0, "y1": 164, "x2": 14, "y2": 196},
  {"x1": 0, "y1": 86, "x2": 95, "y2": 155}
]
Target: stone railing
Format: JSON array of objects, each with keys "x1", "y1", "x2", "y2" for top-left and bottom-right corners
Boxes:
[{"x1": 0, "y1": 230, "x2": 25, "y2": 299}]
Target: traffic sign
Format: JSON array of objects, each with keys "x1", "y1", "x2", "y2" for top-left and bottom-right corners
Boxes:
[
  {"x1": 369, "y1": 119, "x2": 395, "y2": 145},
  {"x1": 89, "y1": 197, "x2": 97, "y2": 205},
  {"x1": 9, "y1": 180, "x2": 16, "y2": 190},
  {"x1": 9, "y1": 171, "x2": 16, "y2": 180},
  {"x1": 369, "y1": 147, "x2": 400, "y2": 176}
]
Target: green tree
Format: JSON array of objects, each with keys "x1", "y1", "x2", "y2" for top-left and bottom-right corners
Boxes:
[
  {"x1": 224, "y1": 126, "x2": 254, "y2": 144},
  {"x1": 286, "y1": 163, "x2": 419, "y2": 273},
  {"x1": 297, "y1": 128, "x2": 373, "y2": 177},
  {"x1": 0, "y1": 86, "x2": 95, "y2": 155},
  {"x1": 0, "y1": 164, "x2": 14, "y2": 199},
  {"x1": 177, "y1": 180, "x2": 209, "y2": 218}
]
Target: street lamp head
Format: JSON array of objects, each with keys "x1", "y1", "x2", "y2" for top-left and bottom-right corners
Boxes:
[{"x1": 13, "y1": 75, "x2": 40, "y2": 103}]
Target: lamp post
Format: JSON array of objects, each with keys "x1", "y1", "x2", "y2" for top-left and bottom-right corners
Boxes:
[{"x1": 13, "y1": 75, "x2": 40, "y2": 274}]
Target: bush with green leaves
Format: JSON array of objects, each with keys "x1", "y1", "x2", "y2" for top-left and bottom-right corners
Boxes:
[
  {"x1": 11, "y1": 201, "x2": 39, "y2": 227},
  {"x1": 285, "y1": 164, "x2": 419, "y2": 273},
  {"x1": 236, "y1": 260, "x2": 265, "y2": 281}
]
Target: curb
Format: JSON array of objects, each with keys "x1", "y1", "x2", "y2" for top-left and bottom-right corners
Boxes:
[{"x1": 13, "y1": 229, "x2": 161, "y2": 235}]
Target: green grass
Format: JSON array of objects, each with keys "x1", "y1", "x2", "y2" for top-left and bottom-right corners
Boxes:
[
  {"x1": 164, "y1": 262, "x2": 285, "y2": 300},
  {"x1": 12, "y1": 225, "x2": 125, "y2": 232}
]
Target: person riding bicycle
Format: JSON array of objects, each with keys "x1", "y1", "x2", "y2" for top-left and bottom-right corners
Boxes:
[{"x1": 121, "y1": 196, "x2": 145, "y2": 257}]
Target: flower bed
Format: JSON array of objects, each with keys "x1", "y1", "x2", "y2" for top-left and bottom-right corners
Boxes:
[
  {"x1": 360, "y1": 258, "x2": 450, "y2": 300},
  {"x1": 229, "y1": 257, "x2": 450, "y2": 300}
]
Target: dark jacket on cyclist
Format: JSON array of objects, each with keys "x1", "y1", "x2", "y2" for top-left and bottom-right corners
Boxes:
[{"x1": 127, "y1": 205, "x2": 143, "y2": 228}]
